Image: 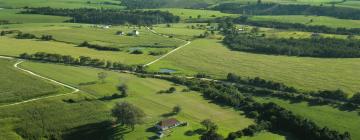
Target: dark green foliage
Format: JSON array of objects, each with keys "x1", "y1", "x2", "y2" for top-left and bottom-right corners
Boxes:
[
  {"x1": 200, "y1": 119, "x2": 223, "y2": 140},
  {"x1": 40, "y1": 35, "x2": 53, "y2": 41},
  {"x1": 351, "y1": 93, "x2": 360, "y2": 104},
  {"x1": 223, "y1": 33, "x2": 360, "y2": 58},
  {"x1": 314, "y1": 89, "x2": 348, "y2": 101},
  {"x1": 172, "y1": 105, "x2": 181, "y2": 114},
  {"x1": 121, "y1": 0, "x2": 166, "y2": 9},
  {"x1": 111, "y1": 102, "x2": 145, "y2": 130},
  {"x1": 117, "y1": 84, "x2": 129, "y2": 97},
  {"x1": 214, "y1": 3, "x2": 360, "y2": 20},
  {"x1": 15, "y1": 32, "x2": 36, "y2": 39},
  {"x1": 149, "y1": 50, "x2": 167, "y2": 56},
  {"x1": 19, "y1": 52, "x2": 140, "y2": 71},
  {"x1": 22, "y1": 7, "x2": 180, "y2": 25},
  {"x1": 0, "y1": 20, "x2": 10, "y2": 25},
  {"x1": 131, "y1": 50, "x2": 144, "y2": 54},
  {"x1": 79, "y1": 41, "x2": 120, "y2": 51},
  {"x1": 167, "y1": 87, "x2": 176, "y2": 93}
]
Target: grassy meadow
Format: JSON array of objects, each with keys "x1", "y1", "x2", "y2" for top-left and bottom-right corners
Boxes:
[
  {"x1": 9, "y1": 61, "x2": 257, "y2": 139},
  {"x1": 0, "y1": 0, "x2": 123, "y2": 9},
  {"x1": 0, "y1": 9, "x2": 70, "y2": 23},
  {"x1": 250, "y1": 15, "x2": 360, "y2": 28},
  {"x1": 155, "y1": 8, "x2": 237, "y2": 20},
  {"x1": 255, "y1": 97, "x2": 360, "y2": 140},
  {"x1": 148, "y1": 39, "x2": 360, "y2": 96},
  {"x1": 0, "y1": 59, "x2": 69, "y2": 105}
]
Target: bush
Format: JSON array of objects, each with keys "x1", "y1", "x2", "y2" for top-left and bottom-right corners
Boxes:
[{"x1": 131, "y1": 50, "x2": 143, "y2": 54}]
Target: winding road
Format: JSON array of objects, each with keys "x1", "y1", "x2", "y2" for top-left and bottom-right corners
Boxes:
[
  {"x1": 144, "y1": 27, "x2": 191, "y2": 66},
  {"x1": 0, "y1": 56, "x2": 80, "y2": 108}
]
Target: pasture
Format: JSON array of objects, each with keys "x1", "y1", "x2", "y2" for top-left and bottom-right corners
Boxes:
[
  {"x1": 0, "y1": 59, "x2": 69, "y2": 105},
  {"x1": 250, "y1": 15, "x2": 360, "y2": 28},
  {"x1": 255, "y1": 97, "x2": 360, "y2": 140},
  {"x1": 0, "y1": 9, "x2": 70, "y2": 23},
  {"x1": 155, "y1": 8, "x2": 237, "y2": 20},
  {"x1": 14, "y1": 61, "x2": 257, "y2": 139},
  {"x1": 148, "y1": 39, "x2": 360, "y2": 96},
  {"x1": 0, "y1": 0, "x2": 123, "y2": 9}
]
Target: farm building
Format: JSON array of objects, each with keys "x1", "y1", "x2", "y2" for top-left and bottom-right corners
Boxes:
[
  {"x1": 156, "y1": 118, "x2": 181, "y2": 131},
  {"x1": 132, "y1": 30, "x2": 140, "y2": 36}
]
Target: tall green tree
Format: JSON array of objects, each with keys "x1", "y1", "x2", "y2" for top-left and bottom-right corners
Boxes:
[{"x1": 111, "y1": 102, "x2": 145, "y2": 130}]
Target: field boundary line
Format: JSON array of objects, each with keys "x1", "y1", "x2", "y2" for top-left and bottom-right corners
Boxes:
[
  {"x1": 144, "y1": 27, "x2": 191, "y2": 66},
  {"x1": 0, "y1": 58, "x2": 81, "y2": 108}
]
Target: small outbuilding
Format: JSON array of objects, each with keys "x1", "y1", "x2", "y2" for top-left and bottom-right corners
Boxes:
[
  {"x1": 156, "y1": 118, "x2": 181, "y2": 131},
  {"x1": 132, "y1": 30, "x2": 140, "y2": 36}
]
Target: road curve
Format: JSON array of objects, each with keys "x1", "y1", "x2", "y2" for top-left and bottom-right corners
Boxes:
[{"x1": 0, "y1": 58, "x2": 81, "y2": 108}]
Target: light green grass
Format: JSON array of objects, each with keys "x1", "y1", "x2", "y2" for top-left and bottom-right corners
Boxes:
[
  {"x1": 155, "y1": 8, "x2": 237, "y2": 20},
  {"x1": 17, "y1": 61, "x2": 255, "y2": 139},
  {"x1": 255, "y1": 97, "x2": 360, "y2": 140},
  {"x1": 0, "y1": 59, "x2": 69, "y2": 105},
  {"x1": 0, "y1": 9, "x2": 70, "y2": 23},
  {"x1": 0, "y1": 0, "x2": 123, "y2": 9},
  {"x1": 148, "y1": 39, "x2": 360, "y2": 96},
  {"x1": 250, "y1": 15, "x2": 360, "y2": 29},
  {"x1": 239, "y1": 132, "x2": 288, "y2": 140}
]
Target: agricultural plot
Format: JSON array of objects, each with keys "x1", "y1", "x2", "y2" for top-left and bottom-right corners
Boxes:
[
  {"x1": 0, "y1": 59, "x2": 69, "y2": 105},
  {"x1": 16, "y1": 61, "x2": 257, "y2": 139},
  {"x1": 0, "y1": 9, "x2": 70, "y2": 23},
  {"x1": 250, "y1": 15, "x2": 360, "y2": 28},
  {"x1": 152, "y1": 23, "x2": 212, "y2": 40},
  {"x1": 255, "y1": 97, "x2": 360, "y2": 140},
  {"x1": 155, "y1": 8, "x2": 237, "y2": 20},
  {"x1": 0, "y1": 0, "x2": 123, "y2": 9},
  {"x1": 148, "y1": 39, "x2": 360, "y2": 96}
]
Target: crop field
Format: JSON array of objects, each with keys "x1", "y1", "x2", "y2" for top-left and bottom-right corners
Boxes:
[
  {"x1": 0, "y1": 9, "x2": 70, "y2": 23},
  {"x1": 155, "y1": 8, "x2": 237, "y2": 20},
  {"x1": 250, "y1": 15, "x2": 360, "y2": 29},
  {"x1": 148, "y1": 39, "x2": 360, "y2": 96},
  {"x1": 11, "y1": 61, "x2": 257, "y2": 139},
  {"x1": 0, "y1": 0, "x2": 123, "y2": 9},
  {"x1": 0, "y1": 59, "x2": 69, "y2": 105},
  {"x1": 255, "y1": 97, "x2": 360, "y2": 140}
]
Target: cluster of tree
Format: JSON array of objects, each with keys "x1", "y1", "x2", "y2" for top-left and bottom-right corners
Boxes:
[
  {"x1": 200, "y1": 119, "x2": 224, "y2": 140},
  {"x1": 78, "y1": 41, "x2": 120, "y2": 51},
  {"x1": 223, "y1": 33, "x2": 360, "y2": 58},
  {"x1": 22, "y1": 7, "x2": 180, "y2": 25},
  {"x1": 0, "y1": 20, "x2": 10, "y2": 25},
  {"x1": 159, "y1": 87, "x2": 176, "y2": 94},
  {"x1": 19, "y1": 52, "x2": 142, "y2": 71},
  {"x1": 149, "y1": 50, "x2": 167, "y2": 56},
  {"x1": 111, "y1": 102, "x2": 145, "y2": 130},
  {"x1": 234, "y1": 16, "x2": 360, "y2": 35},
  {"x1": 0, "y1": 30, "x2": 20, "y2": 36},
  {"x1": 227, "y1": 121, "x2": 271, "y2": 139},
  {"x1": 227, "y1": 73, "x2": 297, "y2": 92},
  {"x1": 15, "y1": 32, "x2": 36, "y2": 39},
  {"x1": 213, "y1": 3, "x2": 360, "y2": 20},
  {"x1": 40, "y1": 35, "x2": 53, "y2": 41},
  {"x1": 351, "y1": 93, "x2": 360, "y2": 104},
  {"x1": 117, "y1": 84, "x2": 129, "y2": 97},
  {"x1": 158, "y1": 76, "x2": 351, "y2": 140},
  {"x1": 131, "y1": 50, "x2": 144, "y2": 54},
  {"x1": 120, "y1": 0, "x2": 166, "y2": 9}
]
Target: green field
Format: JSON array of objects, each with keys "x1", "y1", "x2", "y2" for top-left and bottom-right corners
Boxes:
[
  {"x1": 155, "y1": 8, "x2": 237, "y2": 20},
  {"x1": 148, "y1": 39, "x2": 360, "y2": 96},
  {"x1": 0, "y1": 0, "x2": 123, "y2": 9},
  {"x1": 255, "y1": 97, "x2": 360, "y2": 140},
  {"x1": 2, "y1": 61, "x2": 256, "y2": 139},
  {"x1": 0, "y1": 9, "x2": 70, "y2": 23},
  {"x1": 0, "y1": 59, "x2": 69, "y2": 105},
  {"x1": 250, "y1": 15, "x2": 360, "y2": 28}
]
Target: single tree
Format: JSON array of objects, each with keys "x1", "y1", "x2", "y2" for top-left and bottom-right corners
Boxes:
[
  {"x1": 111, "y1": 102, "x2": 145, "y2": 130},
  {"x1": 167, "y1": 87, "x2": 176, "y2": 93},
  {"x1": 98, "y1": 72, "x2": 108, "y2": 83},
  {"x1": 173, "y1": 105, "x2": 182, "y2": 114},
  {"x1": 201, "y1": 119, "x2": 218, "y2": 131},
  {"x1": 351, "y1": 92, "x2": 360, "y2": 104},
  {"x1": 117, "y1": 84, "x2": 129, "y2": 97}
]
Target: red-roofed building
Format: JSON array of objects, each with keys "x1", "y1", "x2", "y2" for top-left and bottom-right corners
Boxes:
[{"x1": 156, "y1": 118, "x2": 181, "y2": 131}]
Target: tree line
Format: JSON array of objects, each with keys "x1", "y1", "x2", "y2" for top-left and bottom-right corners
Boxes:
[
  {"x1": 234, "y1": 16, "x2": 360, "y2": 36},
  {"x1": 120, "y1": 0, "x2": 166, "y2": 9},
  {"x1": 22, "y1": 7, "x2": 180, "y2": 25},
  {"x1": 78, "y1": 41, "x2": 120, "y2": 51},
  {"x1": 213, "y1": 3, "x2": 360, "y2": 20},
  {"x1": 223, "y1": 32, "x2": 360, "y2": 58},
  {"x1": 19, "y1": 52, "x2": 143, "y2": 72},
  {"x1": 156, "y1": 76, "x2": 351, "y2": 140}
]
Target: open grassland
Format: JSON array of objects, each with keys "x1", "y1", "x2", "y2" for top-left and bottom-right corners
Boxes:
[
  {"x1": 0, "y1": 0, "x2": 123, "y2": 9},
  {"x1": 1, "y1": 23, "x2": 184, "y2": 49},
  {"x1": 155, "y1": 8, "x2": 237, "y2": 20},
  {"x1": 250, "y1": 15, "x2": 360, "y2": 29},
  {"x1": 16, "y1": 61, "x2": 256, "y2": 139},
  {"x1": 255, "y1": 97, "x2": 360, "y2": 140},
  {"x1": 148, "y1": 39, "x2": 360, "y2": 96},
  {"x1": 0, "y1": 9, "x2": 70, "y2": 23},
  {"x1": 0, "y1": 59, "x2": 69, "y2": 105},
  {"x1": 153, "y1": 23, "x2": 210, "y2": 40},
  {"x1": 0, "y1": 36, "x2": 158, "y2": 65}
]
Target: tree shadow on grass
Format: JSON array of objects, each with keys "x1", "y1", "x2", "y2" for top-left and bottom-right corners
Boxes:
[{"x1": 62, "y1": 121, "x2": 131, "y2": 140}]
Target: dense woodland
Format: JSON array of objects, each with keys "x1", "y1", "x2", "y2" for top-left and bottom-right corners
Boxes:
[
  {"x1": 223, "y1": 31, "x2": 360, "y2": 58},
  {"x1": 213, "y1": 3, "x2": 360, "y2": 20},
  {"x1": 22, "y1": 7, "x2": 180, "y2": 25},
  {"x1": 120, "y1": 0, "x2": 166, "y2": 9},
  {"x1": 156, "y1": 76, "x2": 351, "y2": 140}
]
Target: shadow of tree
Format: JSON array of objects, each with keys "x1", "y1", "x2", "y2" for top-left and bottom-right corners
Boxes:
[{"x1": 62, "y1": 121, "x2": 131, "y2": 140}]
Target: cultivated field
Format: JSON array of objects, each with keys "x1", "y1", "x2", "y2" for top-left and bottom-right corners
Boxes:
[
  {"x1": 148, "y1": 39, "x2": 360, "y2": 96},
  {"x1": 0, "y1": 9, "x2": 70, "y2": 23},
  {"x1": 155, "y1": 8, "x2": 236, "y2": 20}
]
